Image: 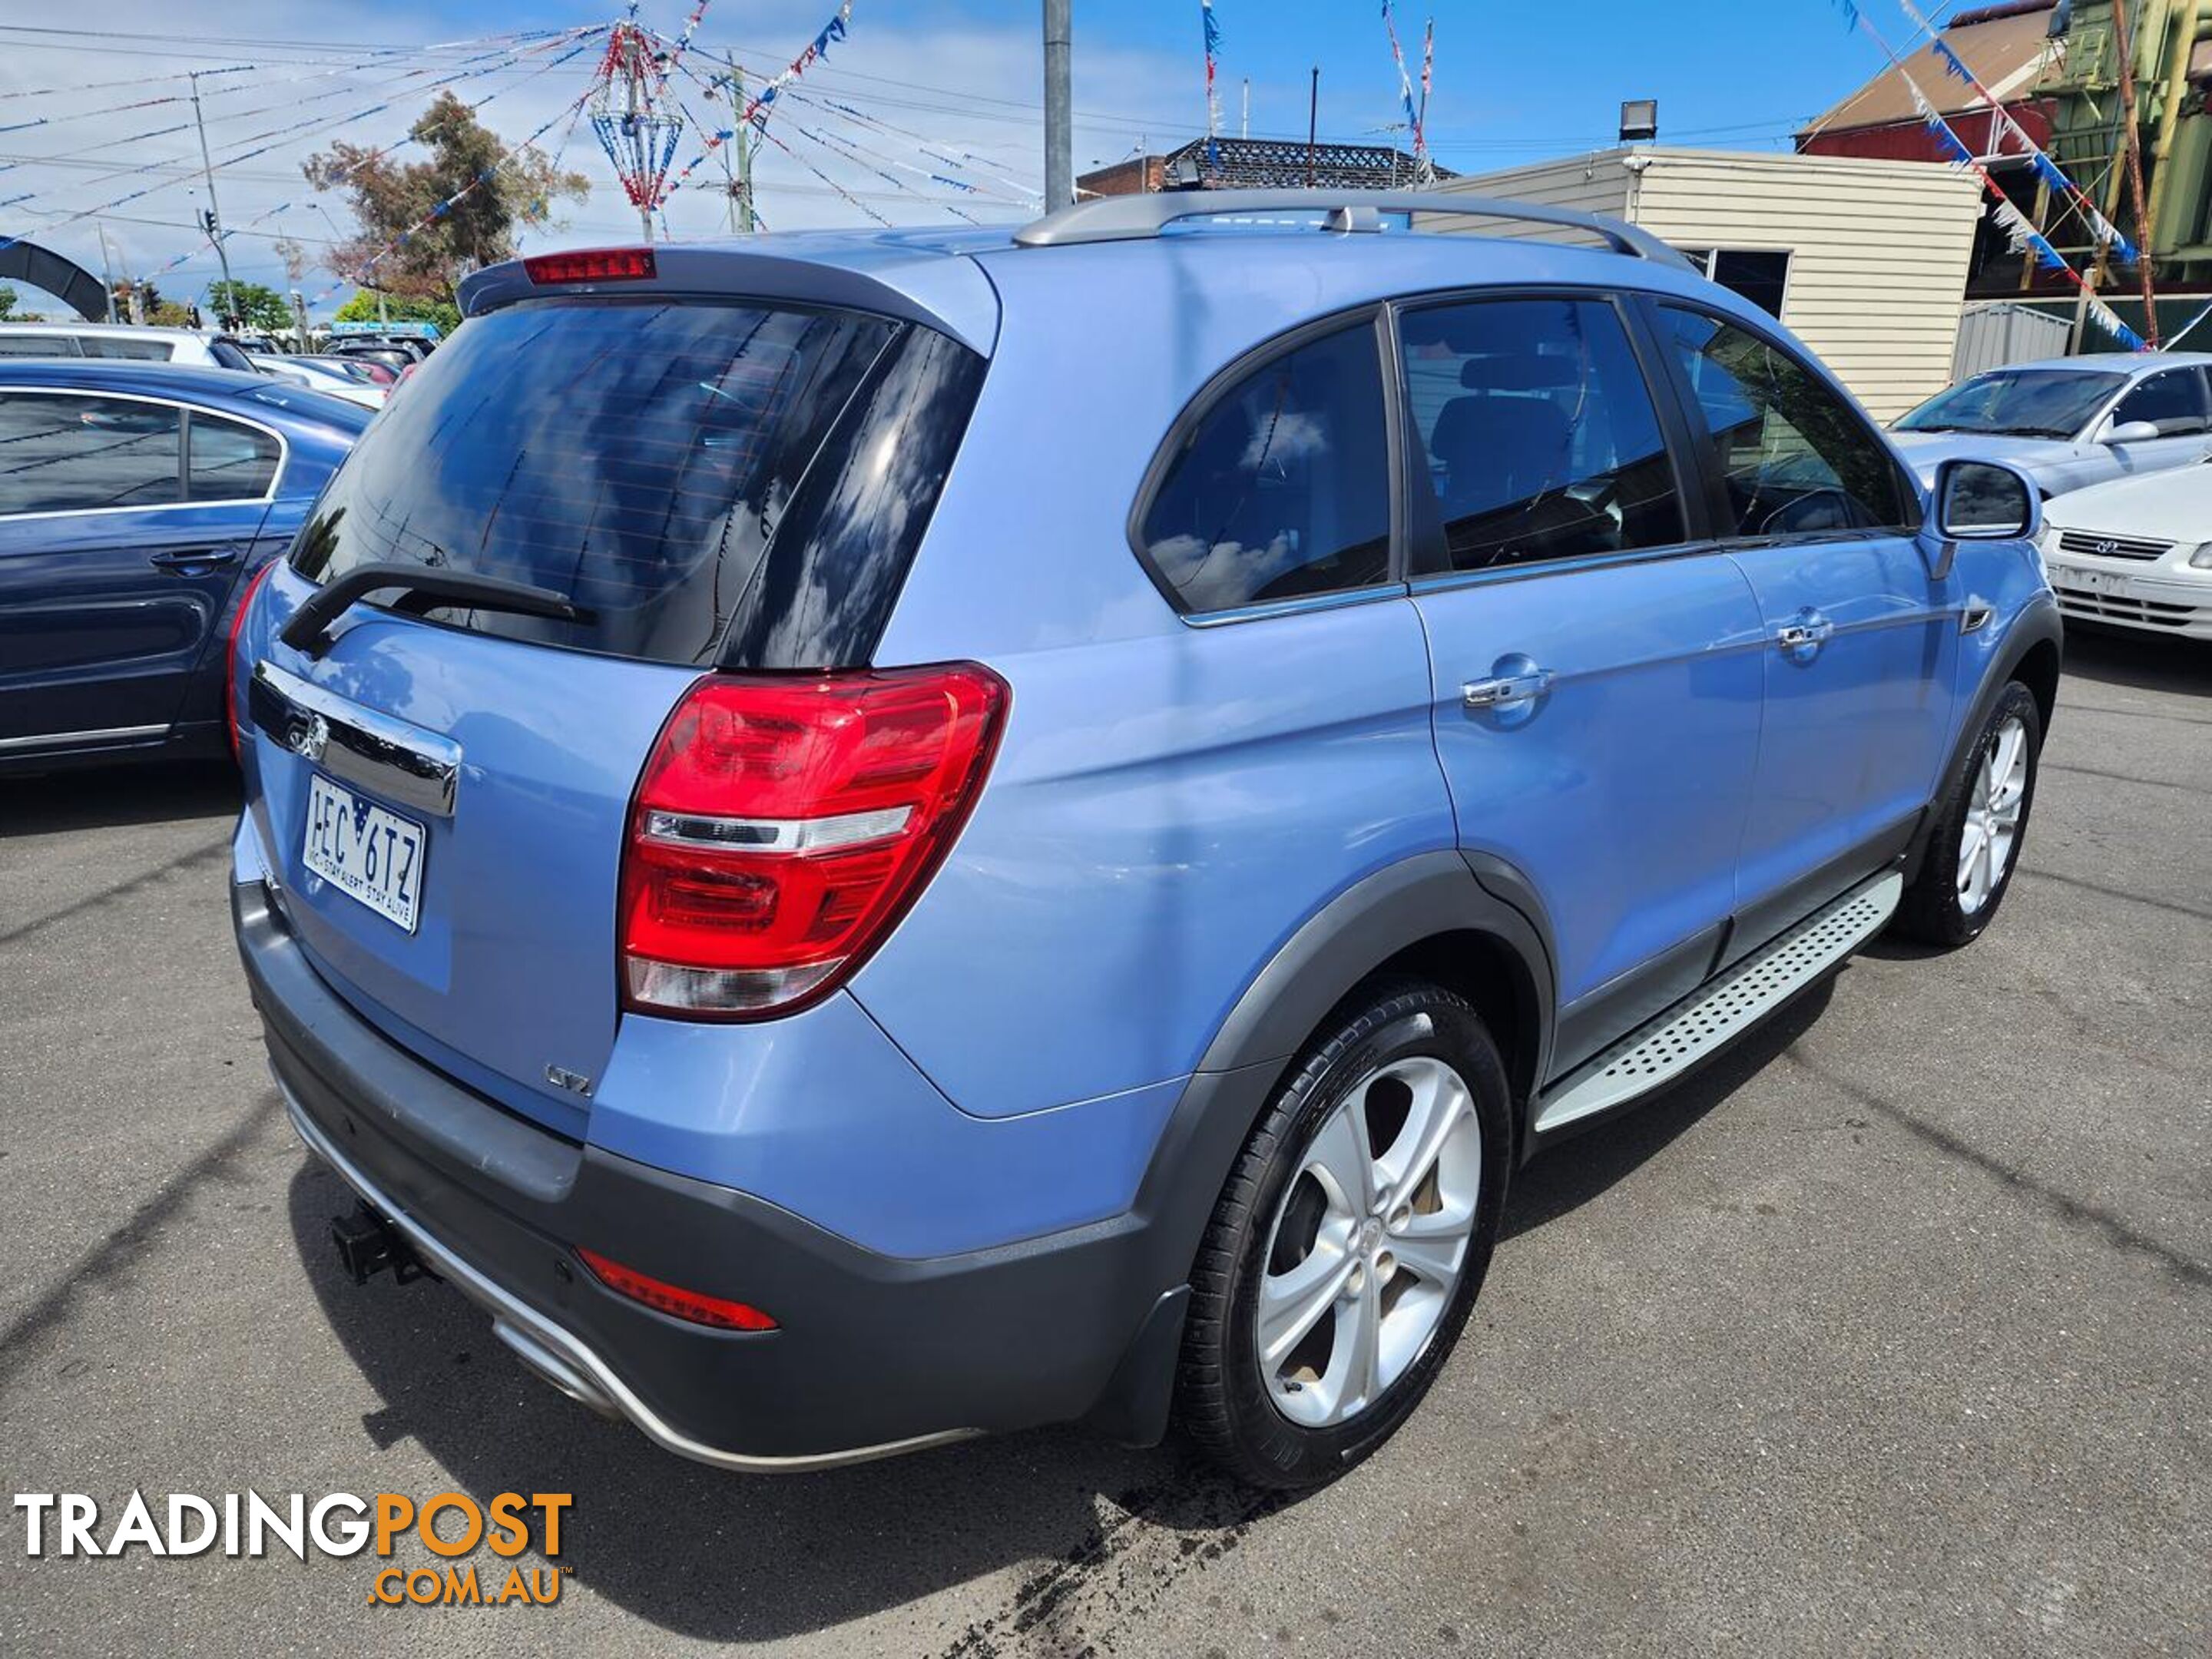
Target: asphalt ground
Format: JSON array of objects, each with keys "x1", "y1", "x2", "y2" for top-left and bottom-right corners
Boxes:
[{"x1": 1, "y1": 626, "x2": 2205, "y2": 1657}]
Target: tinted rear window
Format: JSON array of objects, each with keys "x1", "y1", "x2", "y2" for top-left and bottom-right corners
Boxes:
[{"x1": 291, "y1": 297, "x2": 980, "y2": 667}]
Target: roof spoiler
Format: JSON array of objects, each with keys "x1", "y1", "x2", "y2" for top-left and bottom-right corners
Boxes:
[{"x1": 1012, "y1": 189, "x2": 1696, "y2": 271}]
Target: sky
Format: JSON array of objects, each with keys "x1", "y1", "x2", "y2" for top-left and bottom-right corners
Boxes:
[{"x1": 0, "y1": 2, "x2": 1949, "y2": 319}]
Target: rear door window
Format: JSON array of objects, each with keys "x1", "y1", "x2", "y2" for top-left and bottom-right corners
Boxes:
[
  {"x1": 1655, "y1": 306, "x2": 1912, "y2": 538},
  {"x1": 1398, "y1": 296, "x2": 1686, "y2": 571},
  {"x1": 290, "y1": 298, "x2": 972, "y2": 667},
  {"x1": 0, "y1": 392, "x2": 183, "y2": 515},
  {"x1": 1137, "y1": 320, "x2": 1392, "y2": 612},
  {"x1": 187, "y1": 412, "x2": 280, "y2": 501}
]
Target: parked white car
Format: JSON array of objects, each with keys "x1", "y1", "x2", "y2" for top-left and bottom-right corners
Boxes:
[
  {"x1": 2040, "y1": 455, "x2": 2212, "y2": 639},
  {"x1": 247, "y1": 353, "x2": 387, "y2": 411},
  {"x1": 0, "y1": 321, "x2": 260, "y2": 371},
  {"x1": 1892, "y1": 353, "x2": 2212, "y2": 497}
]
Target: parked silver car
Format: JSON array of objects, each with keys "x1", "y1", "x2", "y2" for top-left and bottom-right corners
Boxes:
[{"x1": 1892, "y1": 352, "x2": 2212, "y2": 497}]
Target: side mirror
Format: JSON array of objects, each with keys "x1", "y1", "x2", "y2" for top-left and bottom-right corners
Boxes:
[
  {"x1": 1926, "y1": 458, "x2": 2040, "y2": 580},
  {"x1": 2102, "y1": 419, "x2": 2161, "y2": 445}
]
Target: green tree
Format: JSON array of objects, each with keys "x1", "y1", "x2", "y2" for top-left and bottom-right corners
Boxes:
[
  {"x1": 206, "y1": 280, "x2": 294, "y2": 333},
  {"x1": 331, "y1": 290, "x2": 459, "y2": 336},
  {"x1": 0, "y1": 283, "x2": 19, "y2": 320},
  {"x1": 304, "y1": 90, "x2": 589, "y2": 306}
]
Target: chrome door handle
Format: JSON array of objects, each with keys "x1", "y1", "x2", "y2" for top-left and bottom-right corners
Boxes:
[
  {"x1": 1462, "y1": 668, "x2": 1554, "y2": 709},
  {"x1": 1775, "y1": 611, "x2": 1835, "y2": 654},
  {"x1": 148, "y1": 544, "x2": 244, "y2": 573}
]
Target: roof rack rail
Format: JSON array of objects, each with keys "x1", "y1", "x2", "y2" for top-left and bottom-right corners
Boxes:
[{"x1": 1012, "y1": 189, "x2": 1694, "y2": 270}]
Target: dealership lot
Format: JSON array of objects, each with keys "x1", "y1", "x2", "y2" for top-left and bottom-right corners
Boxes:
[{"x1": 1, "y1": 628, "x2": 2204, "y2": 1657}]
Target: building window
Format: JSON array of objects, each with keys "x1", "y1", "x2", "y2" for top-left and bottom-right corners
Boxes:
[{"x1": 1681, "y1": 249, "x2": 1792, "y2": 319}]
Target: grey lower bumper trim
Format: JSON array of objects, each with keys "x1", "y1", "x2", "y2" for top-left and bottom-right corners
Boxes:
[{"x1": 279, "y1": 1073, "x2": 982, "y2": 1473}]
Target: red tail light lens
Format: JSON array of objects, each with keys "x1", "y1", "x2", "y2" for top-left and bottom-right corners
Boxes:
[
  {"x1": 575, "y1": 1247, "x2": 777, "y2": 1331},
  {"x1": 523, "y1": 247, "x2": 657, "y2": 284},
  {"x1": 226, "y1": 560, "x2": 277, "y2": 762},
  {"x1": 619, "y1": 664, "x2": 1008, "y2": 1019}
]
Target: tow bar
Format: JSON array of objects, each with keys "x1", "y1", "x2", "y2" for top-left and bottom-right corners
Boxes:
[{"x1": 329, "y1": 1200, "x2": 432, "y2": 1286}]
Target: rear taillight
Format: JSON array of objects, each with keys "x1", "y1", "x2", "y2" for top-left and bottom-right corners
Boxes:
[
  {"x1": 523, "y1": 247, "x2": 656, "y2": 284},
  {"x1": 226, "y1": 561, "x2": 276, "y2": 762},
  {"x1": 575, "y1": 1247, "x2": 777, "y2": 1330},
  {"x1": 618, "y1": 664, "x2": 1008, "y2": 1019}
]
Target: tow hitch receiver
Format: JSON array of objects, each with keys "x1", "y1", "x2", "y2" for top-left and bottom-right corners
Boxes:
[{"x1": 330, "y1": 1201, "x2": 431, "y2": 1286}]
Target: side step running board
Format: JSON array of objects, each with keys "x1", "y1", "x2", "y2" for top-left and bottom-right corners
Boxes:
[{"x1": 1532, "y1": 870, "x2": 1904, "y2": 1136}]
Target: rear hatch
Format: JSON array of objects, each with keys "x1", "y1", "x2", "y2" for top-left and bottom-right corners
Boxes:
[{"x1": 241, "y1": 290, "x2": 985, "y2": 1133}]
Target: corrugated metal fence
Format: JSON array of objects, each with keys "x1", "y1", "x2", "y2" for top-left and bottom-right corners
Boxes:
[{"x1": 1952, "y1": 302, "x2": 2075, "y2": 381}]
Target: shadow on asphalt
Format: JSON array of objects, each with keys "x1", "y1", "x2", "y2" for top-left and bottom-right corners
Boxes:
[
  {"x1": 1, "y1": 759, "x2": 239, "y2": 836},
  {"x1": 282, "y1": 970, "x2": 1851, "y2": 1645},
  {"x1": 2058, "y1": 624, "x2": 2209, "y2": 698}
]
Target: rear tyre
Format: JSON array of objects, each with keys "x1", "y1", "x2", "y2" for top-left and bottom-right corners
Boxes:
[
  {"x1": 1894, "y1": 680, "x2": 2042, "y2": 948},
  {"x1": 1176, "y1": 979, "x2": 1510, "y2": 1489}
]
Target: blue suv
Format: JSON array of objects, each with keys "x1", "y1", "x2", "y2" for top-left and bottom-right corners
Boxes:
[{"x1": 229, "y1": 194, "x2": 2061, "y2": 1488}]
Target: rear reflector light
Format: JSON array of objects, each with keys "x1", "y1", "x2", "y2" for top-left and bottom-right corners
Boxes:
[
  {"x1": 226, "y1": 560, "x2": 277, "y2": 762},
  {"x1": 522, "y1": 247, "x2": 657, "y2": 284},
  {"x1": 575, "y1": 1247, "x2": 777, "y2": 1331},
  {"x1": 619, "y1": 664, "x2": 1008, "y2": 1019}
]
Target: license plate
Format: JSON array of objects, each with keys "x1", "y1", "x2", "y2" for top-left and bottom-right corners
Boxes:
[
  {"x1": 2056, "y1": 566, "x2": 2114, "y2": 595},
  {"x1": 303, "y1": 774, "x2": 427, "y2": 932}
]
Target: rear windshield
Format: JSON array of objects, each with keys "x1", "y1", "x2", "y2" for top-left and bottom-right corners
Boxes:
[{"x1": 290, "y1": 297, "x2": 982, "y2": 668}]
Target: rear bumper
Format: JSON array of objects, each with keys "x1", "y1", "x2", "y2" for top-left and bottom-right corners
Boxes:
[{"x1": 233, "y1": 876, "x2": 1187, "y2": 1469}]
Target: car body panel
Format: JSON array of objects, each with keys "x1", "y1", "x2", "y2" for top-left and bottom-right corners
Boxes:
[
  {"x1": 1727, "y1": 534, "x2": 1962, "y2": 915},
  {"x1": 850, "y1": 595, "x2": 1455, "y2": 1118},
  {"x1": 1411, "y1": 554, "x2": 1766, "y2": 1012},
  {"x1": 240, "y1": 562, "x2": 700, "y2": 1136},
  {"x1": 0, "y1": 363, "x2": 364, "y2": 765}
]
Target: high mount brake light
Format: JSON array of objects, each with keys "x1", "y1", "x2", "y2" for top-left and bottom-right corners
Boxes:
[
  {"x1": 618, "y1": 664, "x2": 1009, "y2": 1020},
  {"x1": 575, "y1": 1247, "x2": 777, "y2": 1331},
  {"x1": 522, "y1": 247, "x2": 657, "y2": 284},
  {"x1": 226, "y1": 561, "x2": 276, "y2": 762}
]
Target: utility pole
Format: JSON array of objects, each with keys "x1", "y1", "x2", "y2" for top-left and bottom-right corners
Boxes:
[
  {"x1": 187, "y1": 71, "x2": 237, "y2": 326},
  {"x1": 95, "y1": 224, "x2": 117, "y2": 323},
  {"x1": 1306, "y1": 68, "x2": 1320, "y2": 187},
  {"x1": 2107, "y1": 0, "x2": 2162, "y2": 346},
  {"x1": 1241, "y1": 78, "x2": 1250, "y2": 140},
  {"x1": 1043, "y1": 0, "x2": 1073, "y2": 212},
  {"x1": 290, "y1": 289, "x2": 310, "y2": 351},
  {"x1": 723, "y1": 68, "x2": 756, "y2": 233}
]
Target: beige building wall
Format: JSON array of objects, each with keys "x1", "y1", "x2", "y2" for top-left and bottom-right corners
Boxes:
[{"x1": 1434, "y1": 148, "x2": 1984, "y2": 422}]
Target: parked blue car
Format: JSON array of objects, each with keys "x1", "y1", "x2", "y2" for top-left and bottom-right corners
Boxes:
[
  {"x1": 0, "y1": 363, "x2": 367, "y2": 770},
  {"x1": 229, "y1": 199, "x2": 2061, "y2": 1488}
]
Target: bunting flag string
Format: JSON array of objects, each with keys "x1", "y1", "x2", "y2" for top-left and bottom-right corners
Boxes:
[
  {"x1": 1201, "y1": 2, "x2": 1222, "y2": 161},
  {"x1": 743, "y1": 2, "x2": 855, "y2": 134},
  {"x1": 1831, "y1": 1, "x2": 2145, "y2": 350},
  {"x1": 797, "y1": 92, "x2": 1040, "y2": 201},
  {"x1": 1381, "y1": 2, "x2": 1422, "y2": 158},
  {"x1": 1418, "y1": 18, "x2": 1434, "y2": 147},
  {"x1": 0, "y1": 29, "x2": 589, "y2": 243},
  {"x1": 2165, "y1": 293, "x2": 2212, "y2": 349},
  {"x1": 750, "y1": 119, "x2": 892, "y2": 225},
  {"x1": 1892, "y1": 0, "x2": 2136, "y2": 264}
]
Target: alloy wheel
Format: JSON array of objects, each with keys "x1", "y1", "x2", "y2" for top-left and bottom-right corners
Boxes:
[
  {"x1": 1958, "y1": 713, "x2": 2030, "y2": 916},
  {"x1": 1254, "y1": 1055, "x2": 1482, "y2": 1429}
]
